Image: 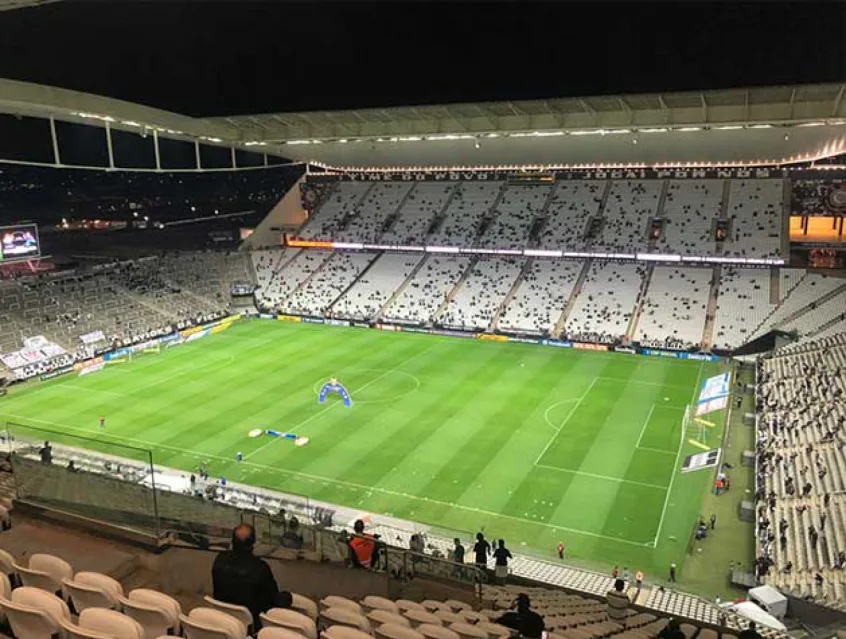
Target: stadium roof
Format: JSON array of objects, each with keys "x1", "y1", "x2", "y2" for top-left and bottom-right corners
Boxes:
[{"x1": 2, "y1": 78, "x2": 846, "y2": 168}]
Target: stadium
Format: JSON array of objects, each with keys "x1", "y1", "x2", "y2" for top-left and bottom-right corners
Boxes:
[{"x1": 0, "y1": 3, "x2": 844, "y2": 639}]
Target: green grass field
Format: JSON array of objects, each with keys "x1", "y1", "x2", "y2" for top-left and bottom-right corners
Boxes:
[{"x1": 0, "y1": 320, "x2": 727, "y2": 584}]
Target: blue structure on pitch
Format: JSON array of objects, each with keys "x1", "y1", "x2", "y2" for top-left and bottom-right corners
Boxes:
[{"x1": 318, "y1": 378, "x2": 352, "y2": 407}]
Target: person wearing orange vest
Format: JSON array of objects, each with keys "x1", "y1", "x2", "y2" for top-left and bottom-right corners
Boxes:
[
  {"x1": 348, "y1": 519, "x2": 377, "y2": 569},
  {"x1": 557, "y1": 541, "x2": 565, "y2": 559}
]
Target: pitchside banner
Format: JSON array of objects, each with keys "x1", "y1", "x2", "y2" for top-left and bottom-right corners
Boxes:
[{"x1": 696, "y1": 372, "x2": 731, "y2": 416}]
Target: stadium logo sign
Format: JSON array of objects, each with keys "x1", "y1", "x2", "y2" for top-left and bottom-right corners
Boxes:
[
  {"x1": 541, "y1": 339, "x2": 572, "y2": 348},
  {"x1": 325, "y1": 319, "x2": 350, "y2": 327},
  {"x1": 572, "y1": 342, "x2": 609, "y2": 351},
  {"x1": 685, "y1": 353, "x2": 717, "y2": 362}
]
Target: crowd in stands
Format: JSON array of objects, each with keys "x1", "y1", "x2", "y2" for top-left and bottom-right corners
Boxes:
[{"x1": 754, "y1": 333, "x2": 846, "y2": 606}]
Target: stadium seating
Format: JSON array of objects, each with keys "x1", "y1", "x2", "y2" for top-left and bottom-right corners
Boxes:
[
  {"x1": 565, "y1": 262, "x2": 644, "y2": 343},
  {"x1": 594, "y1": 181, "x2": 662, "y2": 254},
  {"x1": 299, "y1": 182, "x2": 372, "y2": 241},
  {"x1": 439, "y1": 258, "x2": 525, "y2": 330},
  {"x1": 381, "y1": 184, "x2": 456, "y2": 247},
  {"x1": 332, "y1": 253, "x2": 424, "y2": 320},
  {"x1": 284, "y1": 253, "x2": 377, "y2": 316},
  {"x1": 755, "y1": 334, "x2": 846, "y2": 607},
  {"x1": 383, "y1": 256, "x2": 472, "y2": 325},
  {"x1": 254, "y1": 250, "x2": 332, "y2": 312},
  {"x1": 537, "y1": 181, "x2": 605, "y2": 251},
  {"x1": 478, "y1": 185, "x2": 552, "y2": 250},
  {"x1": 725, "y1": 180, "x2": 784, "y2": 259},
  {"x1": 635, "y1": 267, "x2": 712, "y2": 350},
  {"x1": 712, "y1": 268, "x2": 772, "y2": 351},
  {"x1": 428, "y1": 182, "x2": 502, "y2": 247},
  {"x1": 658, "y1": 180, "x2": 723, "y2": 256},
  {"x1": 336, "y1": 183, "x2": 414, "y2": 245},
  {"x1": 498, "y1": 260, "x2": 583, "y2": 335}
]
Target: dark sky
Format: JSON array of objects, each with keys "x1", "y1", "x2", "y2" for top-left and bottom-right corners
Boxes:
[{"x1": 0, "y1": 1, "x2": 843, "y2": 118}]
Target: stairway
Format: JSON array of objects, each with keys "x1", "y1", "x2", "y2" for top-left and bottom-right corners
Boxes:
[
  {"x1": 626, "y1": 264, "x2": 654, "y2": 340},
  {"x1": 326, "y1": 253, "x2": 381, "y2": 313},
  {"x1": 431, "y1": 256, "x2": 478, "y2": 324},
  {"x1": 376, "y1": 254, "x2": 428, "y2": 320},
  {"x1": 700, "y1": 266, "x2": 722, "y2": 350},
  {"x1": 280, "y1": 251, "x2": 334, "y2": 307},
  {"x1": 474, "y1": 183, "x2": 508, "y2": 245},
  {"x1": 488, "y1": 258, "x2": 534, "y2": 332},
  {"x1": 553, "y1": 259, "x2": 592, "y2": 338},
  {"x1": 424, "y1": 185, "x2": 461, "y2": 240},
  {"x1": 378, "y1": 182, "x2": 418, "y2": 240}
]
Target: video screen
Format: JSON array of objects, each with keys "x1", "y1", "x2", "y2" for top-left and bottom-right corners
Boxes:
[{"x1": 0, "y1": 224, "x2": 40, "y2": 262}]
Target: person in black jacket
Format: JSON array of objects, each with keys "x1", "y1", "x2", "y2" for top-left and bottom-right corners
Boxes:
[
  {"x1": 212, "y1": 523, "x2": 280, "y2": 631},
  {"x1": 496, "y1": 593, "x2": 545, "y2": 639}
]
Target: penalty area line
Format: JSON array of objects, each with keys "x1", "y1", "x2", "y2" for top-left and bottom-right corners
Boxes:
[{"x1": 0, "y1": 414, "x2": 652, "y2": 548}]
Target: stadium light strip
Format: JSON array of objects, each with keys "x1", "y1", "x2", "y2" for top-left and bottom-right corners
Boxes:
[{"x1": 285, "y1": 239, "x2": 785, "y2": 265}]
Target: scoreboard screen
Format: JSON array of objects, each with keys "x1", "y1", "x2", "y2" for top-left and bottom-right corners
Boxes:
[{"x1": 0, "y1": 224, "x2": 40, "y2": 262}]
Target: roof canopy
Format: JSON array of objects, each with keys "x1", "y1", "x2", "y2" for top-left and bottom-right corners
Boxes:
[{"x1": 1, "y1": 78, "x2": 846, "y2": 168}]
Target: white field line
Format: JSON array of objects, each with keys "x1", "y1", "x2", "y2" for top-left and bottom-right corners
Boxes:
[
  {"x1": 635, "y1": 403, "x2": 657, "y2": 449},
  {"x1": 533, "y1": 377, "x2": 599, "y2": 466},
  {"x1": 598, "y1": 376, "x2": 691, "y2": 390},
  {"x1": 244, "y1": 342, "x2": 438, "y2": 460},
  {"x1": 651, "y1": 360, "x2": 705, "y2": 547},
  {"x1": 0, "y1": 413, "x2": 651, "y2": 547},
  {"x1": 533, "y1": 464, "x2": 667, "y2": 490}
]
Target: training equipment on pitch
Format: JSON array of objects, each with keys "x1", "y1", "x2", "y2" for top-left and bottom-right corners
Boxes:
[
  {"x1": 319, "y1": 378, "x2": 352, "y2": 407},
  {"x1": 246, "y1": 428, "x2": 309, "y2": 446}
]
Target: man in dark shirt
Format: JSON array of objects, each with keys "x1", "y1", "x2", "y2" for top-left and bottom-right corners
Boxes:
[
  {"x1": 212, "y1": 523, "x2": 280, "y2": 631},
  {"x1": 739, "y1": 622, "x2": 763, "y2": 639},
  {"x1": 496, "y1": 593, "x2": 545, "y2": 639},
  {"x1": 452, "y1": 538, "x2": 465, "y2": 564},
  {"x1": 473, "y1": 532, "x2": 491, "y2": 569},
  {"x1": 659, "y1": 618, "x2": 685, "y2": 639}
]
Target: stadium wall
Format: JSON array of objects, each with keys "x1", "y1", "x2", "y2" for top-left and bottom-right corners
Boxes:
[{"x1": 274, "y1": 313, "x2": 722, "y2": 361}]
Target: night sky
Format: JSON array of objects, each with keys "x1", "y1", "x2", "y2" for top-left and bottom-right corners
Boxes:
[{"x1": 0, "y1": 1, "x2": 842, "y2": 118}]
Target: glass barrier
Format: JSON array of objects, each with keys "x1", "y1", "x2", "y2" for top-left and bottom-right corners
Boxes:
[{"x1": 3, "y1": 421, "x2": 160, "y2": 535}]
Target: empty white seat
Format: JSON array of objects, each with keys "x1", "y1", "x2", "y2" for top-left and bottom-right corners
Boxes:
[
  {"x1": 204, "y1": 595, "x2": 254, "y2": 632},
  {"x1": 261, "y1": 607, "x2": 318, "y2": 639},
  {"x1": 64, "y1": 571, "x2": 124, "y2": 611},
  {"x1": 320, "y1": 607, "x2": 371, "y2": 633},
  {"x1": 119, "y1": 589, "x2": 182, "y2": 638},
  {"x1": 375, "y1": 622, "x2": 426, "y2": 639},
  {"x1": 0, "y1": 585, "x2": 71, "y2": 638},
  {"x1": 181, "y1": 607, "x2": 248, "y2": 639}
]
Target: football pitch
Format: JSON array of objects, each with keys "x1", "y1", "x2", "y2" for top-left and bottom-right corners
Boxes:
[{"x1": 0, "y1": 320, "x2": 726, "y2": 578}]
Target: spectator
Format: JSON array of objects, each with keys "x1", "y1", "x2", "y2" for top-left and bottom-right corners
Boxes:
[
  {"x1": 606, "y1": 579, "x2": 630, "y2": 623},
  {"x1": 348, "y1": 519, "x2": 377, "y2": 569},
  {"x1": 452, "y1": 538, "x2": 465, "y2": 564},
  {"x1": 493, "y1": 539, "x2": 512, "y2": 584},
  {"x1": 39, "y1": 441, "x2": 52, "y2": 465},
  {"x1": 473, "y1": 532, "x2": 491, "y2": 569},
  {"x1": 739, "y1": 622, "x2": 763, "y2": 639},
  {"x1": 496, "y1": 593, "x2": 545, "y2": 639},
  {"x1": 212, "y1": 523, "x2": 280, "y2": 631},
  {"x1": 659, "y1": 618, "x2": 685, "y2": 639}
]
